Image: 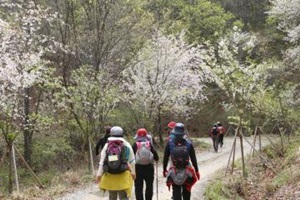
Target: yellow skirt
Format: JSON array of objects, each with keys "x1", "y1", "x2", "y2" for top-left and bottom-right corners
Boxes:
[{"x1": 99, "y1": 170, "x2": 133, "y2": 197}]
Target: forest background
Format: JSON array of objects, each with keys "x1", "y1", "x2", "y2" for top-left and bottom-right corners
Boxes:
[{"x1": 0, "y1": 0, "x2": 299, "y2": 198}]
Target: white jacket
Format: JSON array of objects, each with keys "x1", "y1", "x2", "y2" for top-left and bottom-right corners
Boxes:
[{"x1": 96, "y1": 137, "x2": 136, "y2": 177}]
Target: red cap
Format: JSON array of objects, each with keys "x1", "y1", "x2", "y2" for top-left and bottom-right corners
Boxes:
[
  {"x1": 167, "y1": 121, "x2": 176, "y2": 129},
  {"x1": 137, "y1": 128, "x2": 147, "y2": 137}
]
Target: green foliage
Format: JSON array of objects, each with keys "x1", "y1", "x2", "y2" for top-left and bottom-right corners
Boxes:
[
  {"x1": 145, "y1": 0, "x2": 239, "y2": 44},
  {"x1": 212, "y1": 0, "x2": 270, "y2": 31}
]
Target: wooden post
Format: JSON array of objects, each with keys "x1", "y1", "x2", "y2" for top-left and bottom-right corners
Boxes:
[
  {"x1": 12, "y1": 144, "x2": 20, "y2": 193},
  {"x1": 239, "y1": 129, "x2": 246, "y2": 177},
  {"x1": 9, "y1": 145, "x2": 13, "y2": 194},
  {"x1": 225, "y1": 129, "x2": 238, "y2": 176},
  {"x1": 14, "y1": 146, "x2": 44, "y2": 189},
  {"x1": 88, "y1": 137, "x2": 95, "y2": 174},
  {"x1": 258, "y1": 126, "x2": 276, "y2": 148},
  {"x1": 251, "y1": 126, "x2": 258, "y2": 157},
  {"x1": 231, "y1": 127, "x2": 238, "y2": 174},
  {"x1": 240, "y1": 132, "x2": 278, "y2": 174}
]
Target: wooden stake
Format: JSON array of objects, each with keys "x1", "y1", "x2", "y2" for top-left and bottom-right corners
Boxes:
[
  {"x1": 14, "y1": 146, "x2": 44, "y2": 189},
  {"x1": 240, "y1": 132, "x2": 278, "y2": 174},
  {"x1": 88, "y1": 137, "x2": 95, "y2": 174},
  {"x1": 12, "y1": 144, "x2": 19, "y2": 193},
  {"x1": 224, "y1": 129, "x2": 238, "y2": 176},
  {"x1": 239, "y1": 130, "x2": 246, "y2": 177}
]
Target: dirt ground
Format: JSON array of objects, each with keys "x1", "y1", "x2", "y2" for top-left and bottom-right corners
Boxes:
[{"x1": 56, "y1": 136, "x2": 270, "y2": 200}]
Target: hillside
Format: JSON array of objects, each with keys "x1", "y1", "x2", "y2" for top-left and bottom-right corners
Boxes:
[{"x1": 204, "y1": 134, "x2": 300, "y2": 200}]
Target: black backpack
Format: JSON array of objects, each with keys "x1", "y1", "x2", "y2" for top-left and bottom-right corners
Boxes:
[
  {"x1": 169, "y1": 138, "x2": 191, "y2": 169},
  {"x1": 212, "y1": 127, "x2": 219, "y2": 136},
  {"x1": 103, "y1": 140, "x2": 129, "y2": 174}
]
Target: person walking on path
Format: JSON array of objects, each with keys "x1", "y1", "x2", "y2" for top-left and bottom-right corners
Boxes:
[
  {"x1": 132, "y1": 128, "x2": 159, "y2": 200},
  {"x1": 210, "y1": 124, "x2": 220, "y2": 152},
  {"x1": 165, "y1": 121, "x2": 176, "y2": 142},
  {"x1": 95, "y1": 126, "x2": 111, "y2": 156},
  {"x1": 163, "y1": 123, "x2": 200, "y2": 200},
  {"x1": 217, "y1": 122, "x2": 226, "y2": 147},
  {"x1": 96, "y1": 126, "x2": 136, "y2": 200}
]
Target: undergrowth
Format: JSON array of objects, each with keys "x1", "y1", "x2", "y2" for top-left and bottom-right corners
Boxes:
[{"x1": 204, "y1": 134, "x2": 300, "y2": 200}]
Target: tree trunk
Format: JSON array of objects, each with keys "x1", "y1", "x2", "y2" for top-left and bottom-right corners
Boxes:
[{"x1": 23, "y1": 87, "x2": 33, "y2": 166}]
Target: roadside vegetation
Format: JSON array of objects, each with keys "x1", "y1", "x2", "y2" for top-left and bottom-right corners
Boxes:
[{"x1": 204, "y1": 132, "x2": 300, "y2": 200}]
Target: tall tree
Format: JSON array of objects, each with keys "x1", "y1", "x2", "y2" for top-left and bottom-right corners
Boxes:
[
  {"x1": 123, "y1": 31, "x2": 214, "y2": 142},
  {"x1": 0, "y1": 1, "x2": 59, "y2": 165}
]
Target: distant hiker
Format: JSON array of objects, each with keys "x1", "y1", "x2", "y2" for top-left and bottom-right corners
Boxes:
[
  {"x1": 95, "y1": 126, "x2": 111, "y2": 156},
  {"x1": 210, "y1": 124, "x2": 220, "y2": 152},
  {"x1": 96, "y1": 126, "x2": 136, "y2": 200},
  {"x1": 134, "y1": 128, "x2": 153, "y2": 144},
  {"x1": 165, "y1": 121, "x2": 176, "y2": 142},
  {"x1": 217, "y1": 122, "x2": 226, "y2": 147},
  {"x1": 132, "y1": 128, "x2": 159, "y2": 200},
  {"x1": 163, "y1": 123, "x2": 200, "y2": 200}
]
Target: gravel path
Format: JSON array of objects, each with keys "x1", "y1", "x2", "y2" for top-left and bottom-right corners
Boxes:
[{"x1": 56, "y1": 135, "x2": 271, "y2": 200}]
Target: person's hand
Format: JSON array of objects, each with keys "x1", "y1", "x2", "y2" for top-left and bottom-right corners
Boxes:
[
  {"x1": 163, "y1": 170, "x2": 168, "y2": 177},
  {"x1": 95, "y1": 176, "x2": 101, "y2": 183},
  {"x1": 196, "y1": 171, "x2": 200, "y2": 180},
  {"x1": 131, "y1": 173, "x2": 136, "y2": 180}
]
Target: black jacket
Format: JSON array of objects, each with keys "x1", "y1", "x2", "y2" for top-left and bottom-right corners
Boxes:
[{"x1": 95, "y1": 135, "x2": 109, "y2": 155}]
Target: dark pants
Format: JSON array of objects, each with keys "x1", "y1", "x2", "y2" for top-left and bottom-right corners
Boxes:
[
  {"x1": 109, "y1": 190, "x2": 128, "y2": 200},
  {"x1": 212, "y1": 136, "x2": 219, "y2": 152},
  {"x1": 135, "y1": 164, "x2": 155, "y2": 200},
  {"x1": 219, "y1": 134, "x2": 224, "y2": 147},
  {"x1": 172, "y1": 184, "x2": 190, "y2": 200}
]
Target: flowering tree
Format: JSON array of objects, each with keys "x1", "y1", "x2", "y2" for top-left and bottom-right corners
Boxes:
[
  {"x1": 123, "y1": 31, "x2": 214, "y2": 142},
  {"x1": 0, "y1": 1, "x2": 58, "y2": 165},
  {"x1": 265, "y1": 0, "x2": 300, "y2": 127},
  {"x1": 268, "y1": 0, "x2": 300, "y2": 69},
  {"x1": 213, "y1": 27, "x2": 257, "y2": 104}
]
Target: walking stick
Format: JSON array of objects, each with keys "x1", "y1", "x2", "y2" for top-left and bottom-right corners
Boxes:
[{"x1": 156, "y1": 162, "x2": 159, "y2": 200}]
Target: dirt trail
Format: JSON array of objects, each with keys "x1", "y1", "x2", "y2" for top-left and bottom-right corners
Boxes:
[{"x1": 56, "y1": 136, "x2": 271, "y2": 200}]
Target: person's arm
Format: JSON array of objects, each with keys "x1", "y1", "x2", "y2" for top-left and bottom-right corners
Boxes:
[
  {"x1": 132, "y1": 142, "x2": 137, "y2": 154},
  {"x1": 150, "y1": 144, "x2": 159, "y2": 162},
  {"x1": 126, "y1": 142, "x2": 136, "y2": 178},
  {"x1": 189, "y1": 144, "x2": 199, "y2": 172},
  {"x1": 95, "y1": 138, "x2": 103, "y2": 156},
  {"x1": 96, "y1": 143, "x2": 108, "y2": 182},
  {"x1": 163, "y1": 143, "x2": 170, "y2": 171}
]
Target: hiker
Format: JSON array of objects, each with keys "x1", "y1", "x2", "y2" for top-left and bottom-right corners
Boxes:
[
  {"x1": 132, "y1": 128, "x2": 159, "y2": 200},
  {"x1": 217, "y1": 122, "x2": 226, "y2": 147},
  {"x1": 134, "y1": 129, "x2": 153, "y2": 144},
  {"x1": 165, "y1": 121, "x2": 176, "y2": 142},
  {"x1": 163, "y1": 123, "x2": 200, "y2": 200},
  {"x1": 210, "y1": 124, "x2": 220, "y2": 152},
  {"x1": 95, "y1": 126, "x2": 111, "y2": 156},
  {"x1": 96, "y1": 126, "x2": 136, "y2": 200}
]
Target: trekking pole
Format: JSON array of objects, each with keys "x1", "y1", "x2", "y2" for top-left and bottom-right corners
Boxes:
[{"x1": 156, "y1": 161, "x2": 159, "y2": 200}]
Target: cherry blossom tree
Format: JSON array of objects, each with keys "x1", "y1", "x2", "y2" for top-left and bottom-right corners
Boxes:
[
  {"x1": 264, "y1": 0, "x2": 300, "y2": 128},
  {"x1": 0, "y1": 1, "x2": 58, "y2": 165},
  {"x1": 123, "y1": 31, "x2": 214, "y2": 142},
  {"x1": 268, "y1": 0, "x2": 300, "y2": 69}
]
